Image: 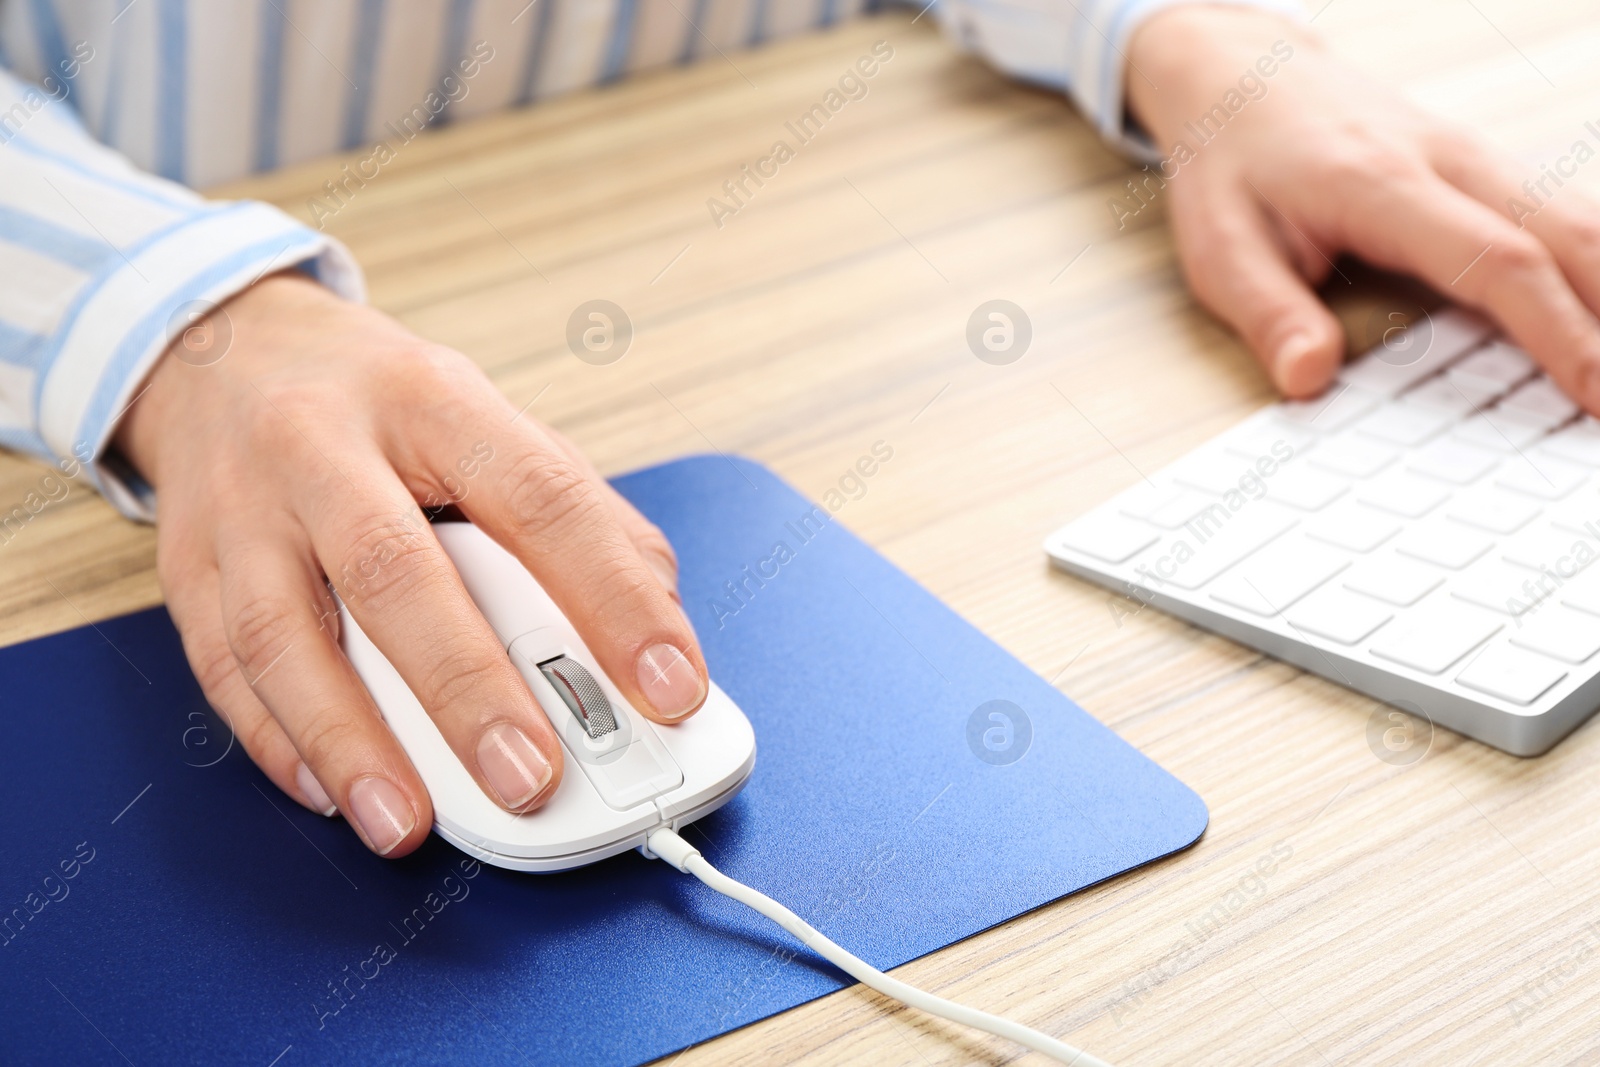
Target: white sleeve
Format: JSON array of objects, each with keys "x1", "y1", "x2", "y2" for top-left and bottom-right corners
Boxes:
[
  {"x1": 0, "y1": 67, "x2": 364, "y2": 522},
  {"x1": 932, "y1": 0, "x2": 1306, "y2": 159}
]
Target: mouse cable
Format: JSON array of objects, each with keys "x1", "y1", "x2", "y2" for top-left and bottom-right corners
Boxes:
[{"x1": 646, "y1": 828, "x2": 1115, "y2": 1067}]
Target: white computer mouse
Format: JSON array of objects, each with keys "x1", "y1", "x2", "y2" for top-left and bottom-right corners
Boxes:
[{"x1": 339, "y1": 521, "x2": 756, "y2": 872}]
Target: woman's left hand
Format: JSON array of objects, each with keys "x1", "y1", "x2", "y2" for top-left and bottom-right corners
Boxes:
[{"x1": 1125, "y1": 6, "x2": 1600, "y2": 408}]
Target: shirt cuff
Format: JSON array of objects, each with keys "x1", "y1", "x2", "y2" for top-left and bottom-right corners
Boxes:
[
  {"x1": 936, "y1": 0, "x2": 1306, "y2": 162},
  {"x1": 1087, "y1": 0, "x2": 1307, "y2": 162},
  {"x1": 36, "y1": 199, "x2": 364, "y2": 522}
]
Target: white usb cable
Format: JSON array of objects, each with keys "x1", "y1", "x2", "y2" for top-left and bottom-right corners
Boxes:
[{"x1": 646, "y1": 828, "x2": 1115, "y2": 1067}]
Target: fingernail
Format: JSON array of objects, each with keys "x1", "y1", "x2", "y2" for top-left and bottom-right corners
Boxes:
[
  {"x1": 476, "y1": 722, "x2": 554, "y2": 809},
  {"x1": 348, "y1": 776, "x2": 415, "y2": 856},
  {"x1": 296, "y1": 761, "x2": 337, "y2": 816},
  {"x1": 636, "y1": 643, "x2": 706, "y2": 720}
]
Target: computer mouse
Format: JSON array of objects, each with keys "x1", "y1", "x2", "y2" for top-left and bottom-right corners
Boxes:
[{"x1": 339, "y1": 520, "x2": 756, "y2": 872}]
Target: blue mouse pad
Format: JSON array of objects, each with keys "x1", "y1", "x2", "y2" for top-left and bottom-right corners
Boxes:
[{"x1": 0, "y1": 455, "x2": 1206, "y2": 1066}]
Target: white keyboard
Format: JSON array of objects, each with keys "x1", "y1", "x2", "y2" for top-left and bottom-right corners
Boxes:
[{"x1": 1046, "y1": 308, "x2": 1600, "y2": 756}]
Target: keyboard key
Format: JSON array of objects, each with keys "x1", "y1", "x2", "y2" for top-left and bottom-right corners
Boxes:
[
  {"x1": 1406, "y1": 437, "x2": 1500, "y2": 485},
  {"x1": 1306, "y1": 502, "x2": 1401, "y2": 553},
  {"x1": 1448, "y1": 341, "x2": 1537, "y2": 394},
  {"x1": 1267, "y1": 468, "x2": 1350, "y2": 512},
  {"x1": 1451, "y1": 559, "x2": 1554, "y2": 616},
  {"x1": 1357, "y1": 471, "x2": 1451, "y2": 518},
  {"x1": 1277, "y1": 384, "x2": 1384, "y2": 433},
  {"x1": 1453, "y1": 409, "x2": 1555, "y2": 451},
  {"x1": 1447, "y1": 490, "x2": 1541, "y2": 535},
  {"x1": 1337, "y1": 308, "x2": 1494, "y2": 396},
  {"x1": 1406, "y1": 373, "x2": 1499, "y2": 410},
  {"x1": 1502, "y1": 524, "x2": 1597, "y2": 577},
  {"x1": 1344, "y1": 553, "x2": 1445, "y2": 606},
  {"x1": 1500, "y1": 377, "x2": 1580, "y2": 425},
  {"x1": 1160, "y1": 508, "x2": 1300, "y2": 591},
  {"x1": 1285, "y1": 585, "x2": 1394, "y2": 645},
  {"x1": 1495, "y1": 455, "x2": 1588, "y2": 500},
  {"x1": 1509, "y1": 607, "x2": 1600, "y2": 664},
  {"x1": 1541, "y1": 418, "x2": 1600, "y2": 467},
  {"x1": 1113, "y1": 482, "x2": 1183, "y2": 522},
  {"x1": 1455, "y1": 643, "x2": 1566, "y2": 705},
  {"x1": 1393, "y1": 523, "x2": 1493, "y2": 570},
  {"x1": 1140, "y1": 490, "x2": 1219, "y2": 530},
  {"x1": 1549, "y1": 509, "x2": 1600, "y2": 543},
  {"x1": 1208, "y1": 536, "x2": 1349, "y2": 617},
  {"x1": 1053, "y1": 512, "x2": 1159, "y2": 564},
  {"x1": 1370, "y1": 604, "x2": 1503, "y2": 674},
  {"x1": 1560, "y1": 571, "x2": 1600, "y2": 617},
  {"x1": 1354, "y1": 403, "x2": 1455, "y2": 447},
  {"x1": 1309, "y1": 435, "x2": 1399, "y2": 478},
  {"x1": 1172, "y1": 452, "x2": 1267, "y2": 497},
  {"x1": 1220, "y1": 416, "x2": 1316, "y2": 463}
]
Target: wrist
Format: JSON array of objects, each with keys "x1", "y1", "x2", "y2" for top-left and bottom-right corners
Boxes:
[
  {"x1": 113, "y1": 271, "x2": 340, "y2": 489},
  {"x1": 1126, "y1": 6, "x2": 1318, "y2": 152}
]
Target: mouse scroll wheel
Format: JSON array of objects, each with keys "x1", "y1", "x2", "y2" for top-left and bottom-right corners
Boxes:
[{"x1": 538, "y1": 656, "x2": 619, "y2": 740}]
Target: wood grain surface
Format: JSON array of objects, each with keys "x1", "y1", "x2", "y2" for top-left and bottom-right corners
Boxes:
[{"x1": 5, "y1": 3, "x2": 1599, "y2": 1063}]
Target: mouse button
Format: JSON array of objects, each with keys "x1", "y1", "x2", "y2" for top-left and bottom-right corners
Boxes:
[
  {"x1": 435, "y1": 525, "x2": 561, "y2": 631},
  {"x1": 506, "y1": 628, "x2": 559, "y2": 666},
  {"x1": 591, "y1": 738, "x2": 684, "y2": 811},
  {"x1": 647, "y1": 683, "x2": 753, "y2": 766},
  {"x1": 440, "y1": 763, "x2": 652, "y2": 861}
]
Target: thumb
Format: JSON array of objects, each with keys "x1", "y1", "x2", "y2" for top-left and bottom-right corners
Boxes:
[{"x1": 1170, "y1": 177, "x2": 1345, "y2": 397}]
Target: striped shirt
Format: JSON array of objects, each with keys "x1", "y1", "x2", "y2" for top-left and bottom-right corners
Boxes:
[{"x1": 0, "y1": 0, "x2": 1293, "y2": 520}]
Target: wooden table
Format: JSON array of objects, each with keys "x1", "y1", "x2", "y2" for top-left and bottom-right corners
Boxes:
[{"x1": 6, "y1": 2, "x2": 1600, "y2": 1062}]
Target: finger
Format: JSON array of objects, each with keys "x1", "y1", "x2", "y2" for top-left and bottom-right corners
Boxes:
[
  {"x1": 216, "y1": 520, "x2": 433, "y2": 857},
  {"x1": 1428, "y1": 130, "x2": 1600, "y2": 316},
  {"x1": 1270, "y1": 213, "x2": 1336, "y2": 289},
  {"x1": 1169, "y1": 175, "x2": 1345, "y2": 397},
  {"x1": 302, "y1": 456, "x2": 567, "y2": 815},
  {"x1": 420, "y1": 427, "x2": 680, "y2": 598},
  {"x1": 466, "y1": 427, "x2": 705, "y2": 723},
  {"x1": 414, "y1": 412, "x2": 707, "y2": 726},
  {"x1": 543, "y1": 425, "x2": 682, "y2": 604},
  {"x1": 1333, "y1": 170, "x2": 1600, "y2": 411},
  {"x1": 165, "y1": 563, "x2": 336, "y2": 815}
]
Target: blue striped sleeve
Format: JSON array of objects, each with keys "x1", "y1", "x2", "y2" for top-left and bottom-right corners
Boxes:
[
  {"x1": 0, "y1": 66, "x2": 364, "y2": 522},
  {"x1": 932, "y1": 0, "x2": 1305, "y2": 160}
]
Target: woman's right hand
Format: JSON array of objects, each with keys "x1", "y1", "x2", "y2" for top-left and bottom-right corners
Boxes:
[{"x1": 114, "y1": 272, "x2": 708, "y2": 857}]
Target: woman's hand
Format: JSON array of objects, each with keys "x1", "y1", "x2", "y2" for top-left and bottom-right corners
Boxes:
[
  {"x1": 1125, "y1": 6, "x2": 1600, "y2": 407},
  {"x1": 115, "y1": 273, "x2": 707, "y2": 857}
]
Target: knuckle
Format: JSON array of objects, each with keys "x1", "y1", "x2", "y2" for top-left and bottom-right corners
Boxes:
[
  {"x1": 502, "y1": 451, "x2": 607, "y2": 537},
  {"x1": 1487, "y1": 233, "x2": 1555, "y2": 280},
  {"x1": 335, "y1": 511, "x2": 440, "y2": 609},
  {"x1": 1177, "y1": 237, "x2": 1238, "y2": 307},
  {"x1": 634, "y1": 523, "x2": 677, "y2": 573},
  {"x1": 226, "y1": 595, "x2": 303, "y2": 683},
  {"x1": 1178, "y1": 237, "x2": 1225, "y2": 285},
  {"x1": 415, "y1": 646, "x2": 504, "y2": 713},
  {"x1": 1430, "y1": 121, "x2": 1487, "y2": 162},
  {"x1": 191, "y1": 636, "x2": 244, "y2": 702},
  {"x1": 392, "y1": 343, "x2": 483, "y2": 404},
  {"x1": 236, "y1": 709, "x2": 287, "y2": 764},
  {"x1": 1321, "y1": 133, "x2": 1417, "y2": 186},
  {"x1": 576, "y1": 547, "x2": 663, "y2": 620},
  {"x1": 293, "y1": 711, "x2": 368, "y2": 772},
  {"x1": 597, "y1": 576, "x2": 655, "y2": 623},
  {"x1": 1558, "y1": 210, "x2": 1600, "y2": 252}
]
